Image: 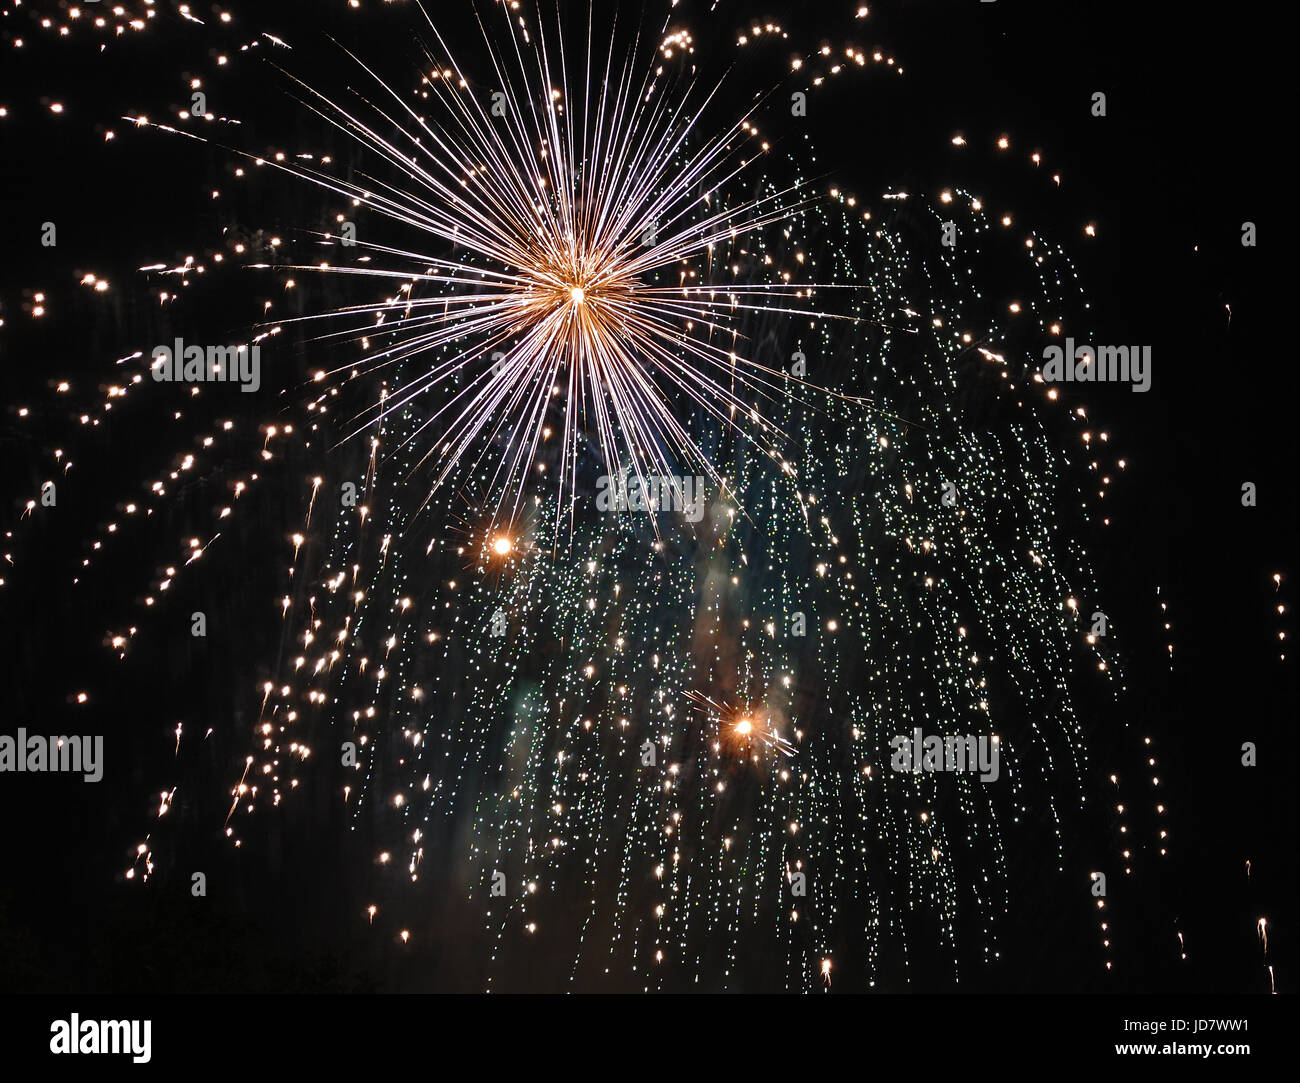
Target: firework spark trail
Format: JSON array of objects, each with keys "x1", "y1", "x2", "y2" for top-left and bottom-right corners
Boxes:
[{"x1": 210, "y1": 175, "x2": 1124, "y2": 989}]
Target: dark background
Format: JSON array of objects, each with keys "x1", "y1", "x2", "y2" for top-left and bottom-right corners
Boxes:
[{"x1": 0, "y1": 0, "x2": 1293, "y2": 993}]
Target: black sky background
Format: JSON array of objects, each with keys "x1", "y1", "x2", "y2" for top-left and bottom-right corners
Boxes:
[{"x1": 0, "y1": 0, "x2": 1293, "y2": 994}]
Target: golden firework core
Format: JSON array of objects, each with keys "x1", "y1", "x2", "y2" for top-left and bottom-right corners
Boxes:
[
  {"x1": 569, "y1": 286, "x2": 586, "y2": 305},
  {"x1": 492, "y1": 535, "x2": 513, "y2": 556}
]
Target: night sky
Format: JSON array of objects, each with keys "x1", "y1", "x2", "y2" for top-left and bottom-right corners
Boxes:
[{"x1": 0, "y1": 0, "x2": 1293, "y2": 1022}]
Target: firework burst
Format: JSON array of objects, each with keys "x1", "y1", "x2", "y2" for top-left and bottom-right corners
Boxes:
[
  {"x1": 1, "y1": 0, "x2": 1225, "y2": 996},
  {"x1": 133, "y1": 0, "x2": 848, "y2": 541}
]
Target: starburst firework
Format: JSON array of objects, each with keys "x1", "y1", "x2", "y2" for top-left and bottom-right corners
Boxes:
[{"x1": 136, "y1": 0, "x2": 838, "y2": 538}]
